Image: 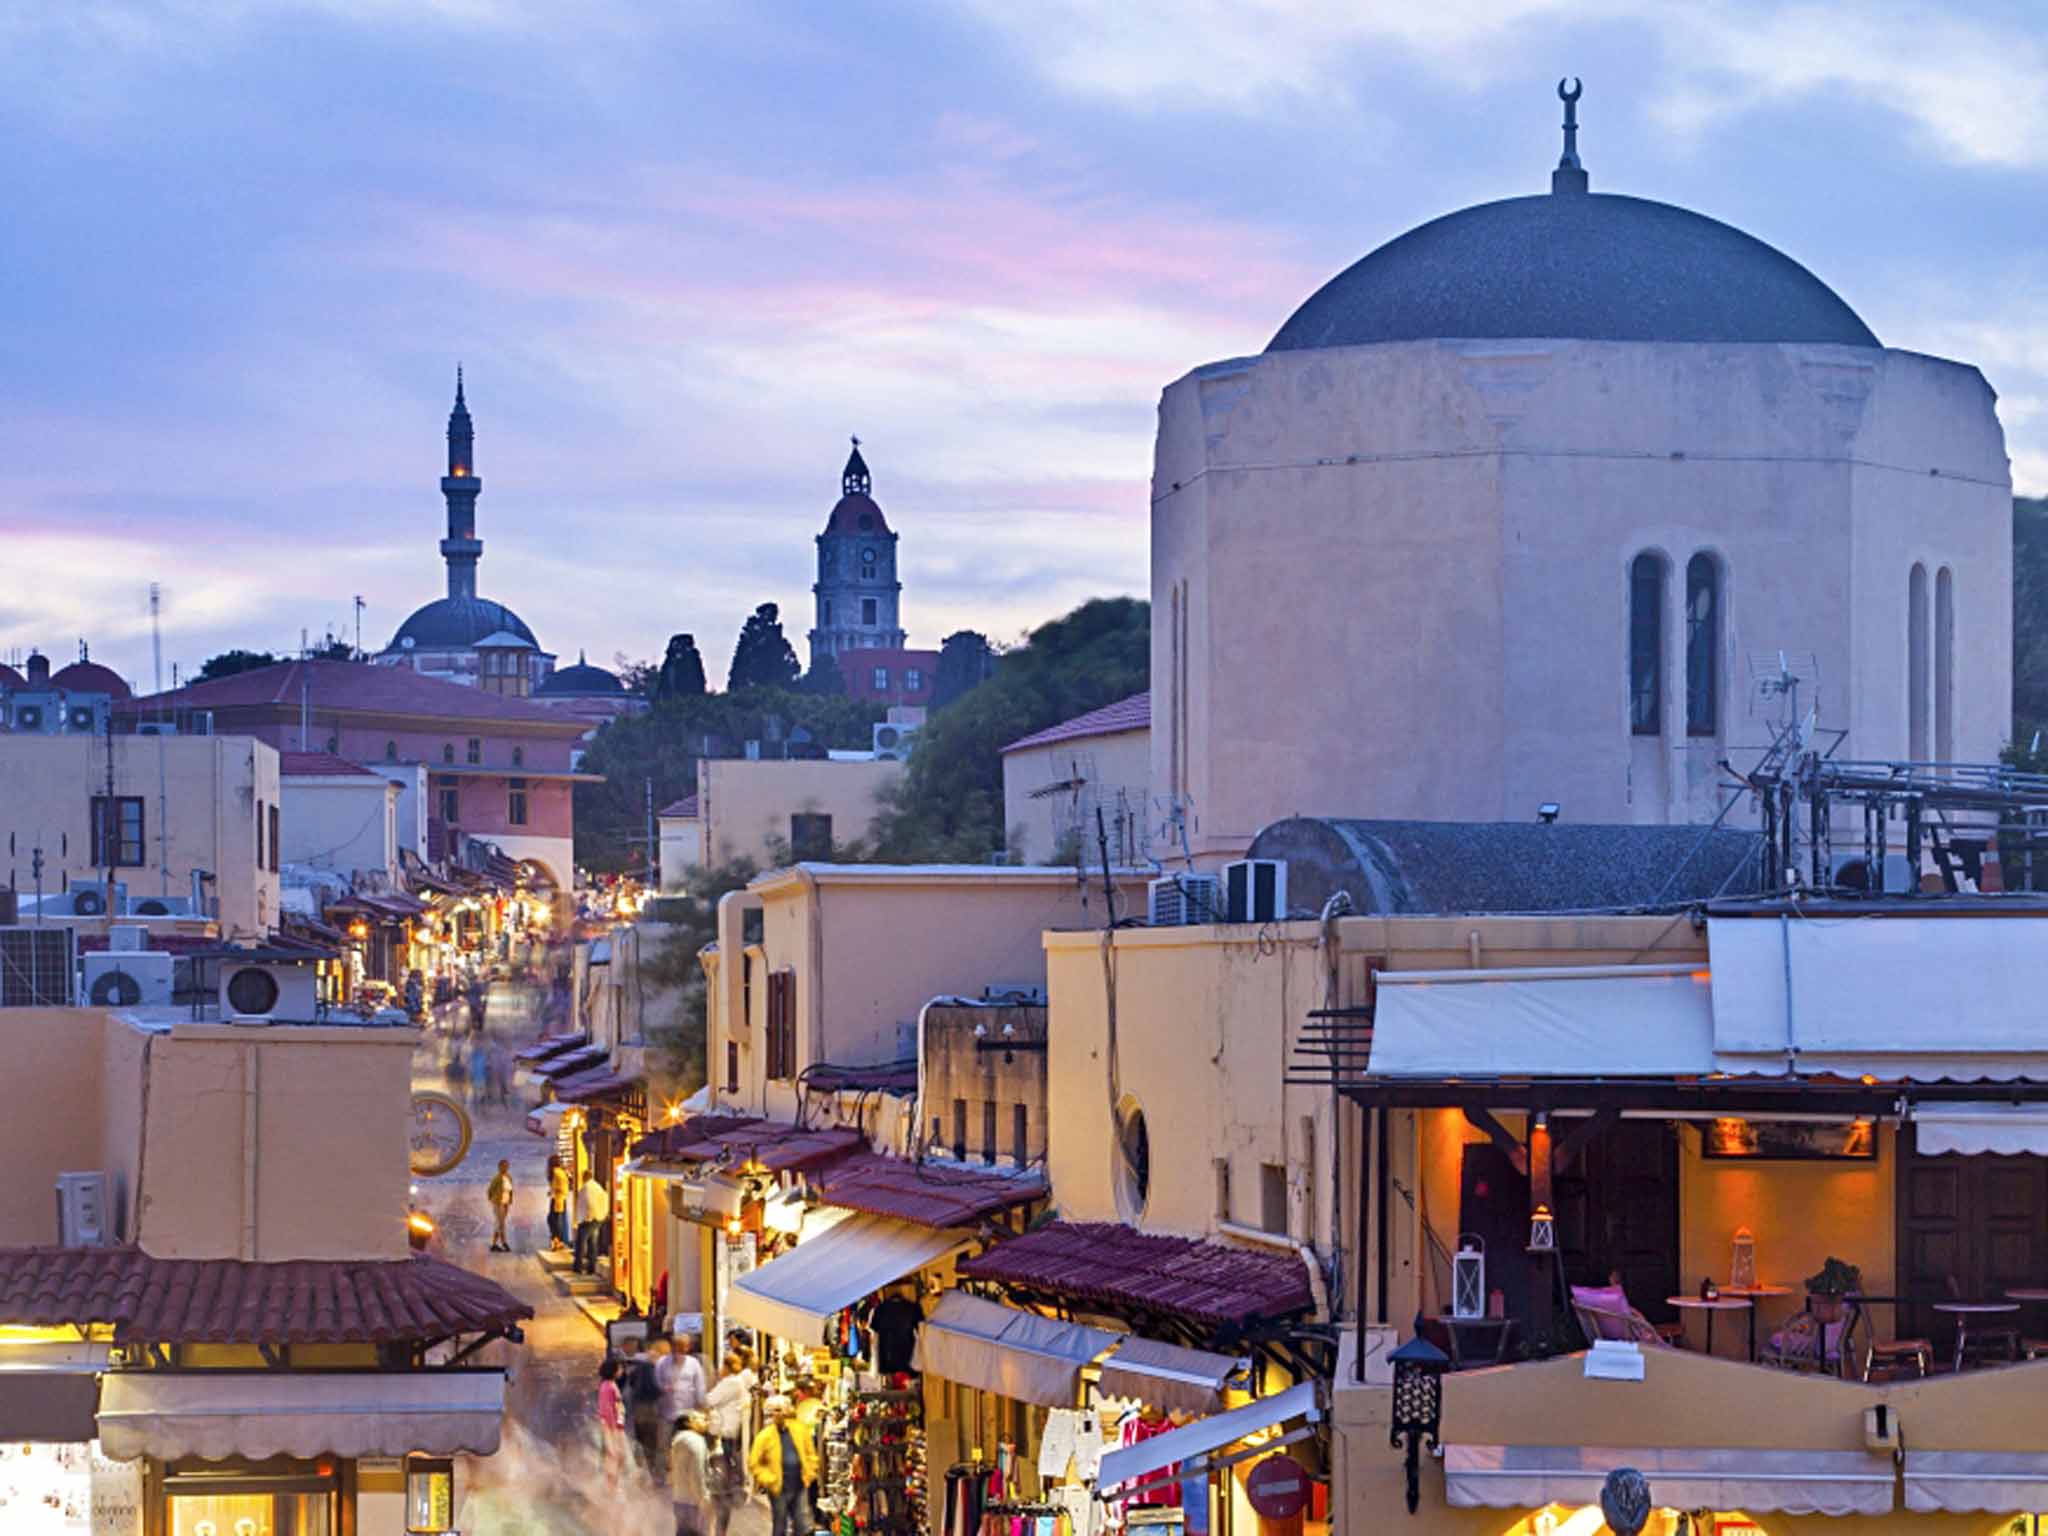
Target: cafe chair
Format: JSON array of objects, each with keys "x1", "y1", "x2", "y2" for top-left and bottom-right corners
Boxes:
[{"x1": 1570, "y1": 1284, "x2": 1674, "y2": 1351}]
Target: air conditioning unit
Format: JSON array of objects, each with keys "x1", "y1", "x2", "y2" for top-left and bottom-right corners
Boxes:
[
  {"x1": 218, "y1": 960, "x2": 322, "y2": 1025},
  {"x1": 82, "y1": 951, "x2": 174, "y2": 1008},
  {"x1": 55, "y1": 1171, "x2": 113, "y2": 1246},
  {"x1": 873, "y1": 720, "x2": 923, "y2": 761},
  {"x1": 126, "y1": 895, "x2": 191, "y2": 917},
  {"x1": 1225, "y1": 859, "x2": 1289, "y2": 924},
  {"x1": 1148, "y1": 873, "x2": 1222, "y2": 926},
  {"x1": 13, "y1": 703, "x2": 44, "y2": 731},
  {"x1": 68, "y1": 881, "x2": 128, "y2": 918},
  {"x1": 1828, "y1": 851, "x2": 1913, "y2": 896},
  {"x1": 64, "y1": 701, "x2": 105, "y2": 734}
]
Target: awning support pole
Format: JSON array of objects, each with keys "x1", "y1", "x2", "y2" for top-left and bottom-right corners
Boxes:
[
  {"x1": 1354, "y1": 1104, "x2": 1372, "y2": 1382},
  {"x1": 1527, "y1": 1113, "x2": 1556, "y2": 1357}
]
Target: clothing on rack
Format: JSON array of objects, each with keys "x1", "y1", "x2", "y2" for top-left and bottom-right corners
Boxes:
[{"x1": 1116, "y1": 1412, "x2": 1180, "y2": 1508}]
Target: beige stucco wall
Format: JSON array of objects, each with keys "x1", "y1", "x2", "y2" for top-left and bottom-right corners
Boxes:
[
  {"x1": 1001, "y1": 726, "x2": 1152, "y2": 865},
  {"x1": 280, "y1": 773, "x2": 400, "y2": 882},
  {"x1": 0, "y1": 1007, "x2": 416, "y2": 1259},
  {"x1": 1153, "y1": 341, "x2": 2011, "y2": 862},
  {"x1": 0, "y1": 733, "x2": 280, "y2": 937},
  {"x1": 708, "y1": 866, "x2": 1139, "y2": 1129},
  {"x1": 658, "y1": 813, "x2": 702, "y2": 892},
  {"x1": 697, "y1": 757, "x2": 904, "y2": 871}
]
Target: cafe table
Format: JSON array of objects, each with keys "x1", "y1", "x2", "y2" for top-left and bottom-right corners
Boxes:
[
  {"x1": 1721, "y1": 1283, "x2": 1795, "y2": 1361},
  {"x1": 1932, "y1": 1300, "x2": 2021, "y2": 1371},
  {"x1": 1666, "y1": 1294, "x2": 1752, "y2": 1359}
]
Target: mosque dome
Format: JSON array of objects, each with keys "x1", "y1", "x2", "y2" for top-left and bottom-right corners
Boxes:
[
  {"x1": 50, "y1": 660, "x2": 131, "y2": 699},
  {"x1": 388, "y1": 596, "x2": 538, "y2": 653},
  {"x1": 1269, "y1": 85, "x2": 1876, "y2": 353},
  {"x1": 537, "y1": 656, "x2": 625, "y2": 696}
]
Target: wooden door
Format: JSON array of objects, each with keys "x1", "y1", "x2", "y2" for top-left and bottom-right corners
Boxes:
[
  {"x1": 1555, "y1": 1119, "x2": 1682, "y2": 1325},
  {"x1": 1897, "y1": 1136, "x2": 2048, "y2": 1346}
]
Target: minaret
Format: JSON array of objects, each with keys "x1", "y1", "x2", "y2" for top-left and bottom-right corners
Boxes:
[{"x1": 439, "y1": 367, "x2": 484, "y2": 601}]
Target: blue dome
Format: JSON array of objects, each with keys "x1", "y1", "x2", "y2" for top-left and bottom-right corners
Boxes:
[
  {"x1": 1268, "y1": 192, "x2": 1878, "y2": 353},
  {"x1": 387, "y1": 596, "x2": 537, "y2": 652},
  {"x1": 537, "y1": 660, "x2": 624, "y2": 697}
]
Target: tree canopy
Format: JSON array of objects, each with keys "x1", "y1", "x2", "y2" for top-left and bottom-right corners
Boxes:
[
  {"x1": 654, "y1": 633, "x2": 708, "y2": 700},
  {"x1": 197, "y1": 648, "x2": 281, "y2": 681},
  {"x1": 727, "y1": 603, "x2": 801, "y2": 692},
  {"x1": 933, "y1": 629, "x2": 995, "y2": 709},
  {"x1": 868, "y1": 596, "x2": 1149, "y2": 862}
]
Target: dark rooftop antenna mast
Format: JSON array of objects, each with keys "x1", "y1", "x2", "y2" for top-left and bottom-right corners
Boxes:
[{"x1": 1553, "y1": 78, "x2": 1588, "y2": 195}]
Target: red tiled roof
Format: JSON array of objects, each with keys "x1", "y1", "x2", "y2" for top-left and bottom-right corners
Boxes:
[
  {"x1": 813, "y1": 1154, "x2": 1046, "y2": 1229},
  {"x1": 123, "y1": 660, "x2": 579, "y2": 728},
  {"x1": 634, "y1": 1116, "x2": 865, "y2": 1174},
  {"x1": 1001, "y1": 691, "x2": 1151, "y2": 754},
  {"x1": 0, "y1": 1248, "x2": 531, "y2": 1345},
  {"x1": 955, "y1": 1220, "x2": 1314, "y2": 1327},
  {"x1": 533, "y1": 1046, "x2": 607, "y2": 1080},
  {"x1": 513, "y1": 1033, "x2": 588, "y2": 1064},
  {"x1": 280, "y1": 751, "x2": 380, "y2": 778},
  {"x1": 555, "y1": 1068, "x2": 638, "y2": 1104},
  {"x1": 659, "y1": 795, "x2": 699, "y2": 818}
]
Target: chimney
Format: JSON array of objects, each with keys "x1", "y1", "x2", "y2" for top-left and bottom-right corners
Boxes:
[{"x1": 25, "y1": 651, "x2": 50, "y2": 688}]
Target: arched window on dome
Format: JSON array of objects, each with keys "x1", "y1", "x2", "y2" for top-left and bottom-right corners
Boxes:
[
  {"x1": 1685, "y1": 553, "x2": 1719, "y2": 737},
  {"x1": 1909, "y1": 563, "x2": 1930, "y2": 760},
  {"x1": 1629, "y1": 553, "x2": 1665, "y2": 736},
  {"x1": 861, "y1": 548, "x2": 877, "y2": 578}
]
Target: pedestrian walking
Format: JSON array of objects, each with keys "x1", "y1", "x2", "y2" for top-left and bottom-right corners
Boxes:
[
  {"x1": 573, "y1": 1174, "x2": 611, "y2": 1275},
  {"x1": 665, "y1": 1331, "x2": 708, "y2": 1429},
  {"x1": 624, "y1": 1336, "x2": 664, "y2": 1477},
  {"x1": 490, "y1": 1038, "x2": 513, "y2": 1106},
  {"x1": 704, "y1": 1348, "x2": 754, "y2": 1466},
  {"x1": 597, "y1": 1356, "x2": 627, "y2": 1488},
  {"x1": 747, "y1": 1395, "x2": 817, "y2": 1536},
  {"x1": 485, "y1": 1159, "x2": 514, "y2": 1253},
  {"x1": 466, "y1": 1038, "x2": 489, "y2": 1103},
  {"x1": 546, "y1": 1155, "x2": 571, "y2": 1252},
  {"x1": 670, "y1": 1410, "x2": 712, "y2": 1536}
]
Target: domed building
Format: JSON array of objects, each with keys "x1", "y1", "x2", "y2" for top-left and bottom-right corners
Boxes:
[
  {"x1": 808, "y1": 440, "x2": 938, "y2": 706},
  {"x1": 376, "y1": 373, "x2": 558, "y2": 690},
  {"x1": 1154, "y1": 87, "x2": 2012, "y2": 861}
]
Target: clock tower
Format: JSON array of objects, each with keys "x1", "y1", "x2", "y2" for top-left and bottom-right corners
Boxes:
[{"x1": 809, "y1": 438, "x2": 907, "y2": 669}]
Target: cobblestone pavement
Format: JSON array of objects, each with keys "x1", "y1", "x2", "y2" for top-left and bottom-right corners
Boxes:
[{"x1": 411, "y1": 978, "x2": 775, "y2": 1536}]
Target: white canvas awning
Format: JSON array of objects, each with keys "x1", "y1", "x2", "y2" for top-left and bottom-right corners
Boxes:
[
  {"x1": 1709, "y1": 915, "x2": 2048, "y2": 1080},
  {"x1": 1905, "y1": 1451, "x2": 2048, "y2": 1512},
  {"x1": 1096, "y1": 1336, "x2": 1243, "y2": 1415},
  {"x1": 1443, "y1": 1445, "x2": 1894, "y2": 1517},
  {"x1": 726, "y1": 1212, "x2": 967, "y2": 1345},
  {"x1": 1912, "y1": 1104, "x2": 2048, "y2": 1156},
  {"x1": 96, "y1": 1370, "x2": 507, "y2": 1462},
  {"x1": 1368, "y1": 966, "x2": 1716, "y2": 1079},
  {"x1": 1096, "y1": 1381, "x2": 1318, "y2": 1496},
  {"x1": 912, "y1": 1293, "x2": 1116, "y2": 1407}
]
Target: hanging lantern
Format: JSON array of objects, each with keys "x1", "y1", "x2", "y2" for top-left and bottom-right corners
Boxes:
[
  {"x1": 1528, "y1": 1203, "x2": 1556, "y2": 1253},
  {"x1": 1388, "y1": 1332, "x2": 1448, "y2": 1515},
  {"x1": 1731, "y1": 1225, "x2": 1758, "y2": 1290},
  {"x1": 1451, "y1": 1235, "x2": 1487, "y2": 1320}
]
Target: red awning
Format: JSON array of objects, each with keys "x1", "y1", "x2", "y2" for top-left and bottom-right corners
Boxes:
[
  {"x1": 533, "y1": 1047, "x2": 607, "y2": 1080},
  {"x1": 513, "y1": 1033, "x2": 588, "y2": 1064},
  {"x1": 0, "y1": 1248, "x2": 532, "y2": 1345},
  {"x1": 956, "y1": 1221, "x2": 1315, "y2": 1328},
  {"x1": 633, "y1": 1116, "x2": 864, "y2": 1174},
  {"x1": 813, "y1": 1153, "x2": 1047, "y2": 1228},
  {"x1": 555, "y1": 1069, "x2": 638, "y2": 1105}
]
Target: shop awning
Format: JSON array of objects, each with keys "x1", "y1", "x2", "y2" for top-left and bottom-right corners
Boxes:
[
  {"x1": 556, "y1": 1068, "x2": 638, "y2": 1105},
  {"x1": 97, "y1": 1369, "x2": 508, "y2": 1461},
  {"x1": 514, "y1": 1033, "x2": 588, "y2": 1064},
  {"x1": 1442, "y1": 1445, "x2": 1895, "y2": 1517},
  {"x1": 1905, "y1": 1451, "x2": 2048, "y2": 1512},
  {"x1": 1097, "y1": 1381, "x2": 1319, "y2": 1496},
  {"x1": 1369, "y1": 965, "x2": 1716, "y2": 1079},
  {"x1": 0, "y1": 1342, "x2": 108, "y2": 1440},
  {"x1": 1096, "y1": 1336, "x2": 1243, "y2": 1415},
  {"x1": 534, "y1": 1046, "x2": 607, "y2": 1080},
  {"x1": 1709, "y1": 915, "x2": 2048, "y2": 1080},
  {"x1": 1911, "y1": 1104, "x2": 2048, "y2": 1156},
  {"x1": 913, "y1": 1293, "x2": 1116, "y2": 1408},
  {"x1": 726, "y1": 1212, "x2": 967, "y2": 1345}
]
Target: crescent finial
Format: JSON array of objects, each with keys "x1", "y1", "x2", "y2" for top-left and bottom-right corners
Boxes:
[{"x1": 1558, "y1": 77, "x2": 1582, "y2": 103}]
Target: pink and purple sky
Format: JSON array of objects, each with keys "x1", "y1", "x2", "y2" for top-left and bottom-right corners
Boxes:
[{"x1": 3, "y1": 2, "x2": 2042, "y2": 688}]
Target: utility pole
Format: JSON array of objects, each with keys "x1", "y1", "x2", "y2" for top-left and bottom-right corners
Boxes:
[
  {"x1": 645, "y1": 778, "x2": 656, "y2": 888},
  {"x1": 150, "y1": 583, "x2": 170, "y2": 894},
  {"x1": 354, "y1": 595, "x2": 365, "y2": 660}
]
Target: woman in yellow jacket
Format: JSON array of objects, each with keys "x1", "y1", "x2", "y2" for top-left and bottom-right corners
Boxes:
[{"x1": 747, "y1": 1395, "x2": 818, "y2": 1536}]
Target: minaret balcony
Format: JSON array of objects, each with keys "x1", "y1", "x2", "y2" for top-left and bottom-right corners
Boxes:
[
  {"x1": 441, "y1": 474, "x2": 483, "y2": 494},
  {"x1": 439, "y1": 537, "x2": 482, "y2": 560}
]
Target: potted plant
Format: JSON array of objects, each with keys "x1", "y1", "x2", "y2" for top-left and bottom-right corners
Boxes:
[{"x1": 1804, "y1": 1257, "x2": 1863, "y2": 1323}]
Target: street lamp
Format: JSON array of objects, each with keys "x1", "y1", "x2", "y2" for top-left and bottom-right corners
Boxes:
[{"x1": 1388, "y1": 1332, "x2": 1448, "y2": 1514}]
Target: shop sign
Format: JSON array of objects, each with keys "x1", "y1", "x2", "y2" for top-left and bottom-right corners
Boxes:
[
  {"x1": 1243, "y1": 1454, "x2": 1312, "y2": 1520},
  {"x1": 1714, "y1": 1523, "x2": 1767, "y2": 1536},
  {"x1": 0, "y1": 1441, "x2": 141, "y2": 1535}
]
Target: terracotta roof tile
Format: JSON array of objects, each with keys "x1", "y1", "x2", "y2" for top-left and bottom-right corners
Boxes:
[
  {"x1": 633, "y1": 1116, "x2": 864, "y2": 1174},
  {"x1": 0, "y1": 1248, "x2": 531, "y2": 1345},
  {"x1": 658, "y1": 795, "x2": 699, "y2": 818},
  {"x1": 280, "y1": 751, "x2": 380, "y2": 777},
  {"x1": 554, "y1": 1068, "x2": 638, "y2": 1104},
  {"x1": 955, "y1": 1220, "x2": 1313, "y2": 1328},
  {"x1": 124, "y1": 660, "x2": 576, "y2": 728},
  {"x1": 1001, "y1": 692, "x2": 1151, "y2": 755},
  {"x1": 813, "y1": 1154, "x2": 1046, "y2": 1228}
]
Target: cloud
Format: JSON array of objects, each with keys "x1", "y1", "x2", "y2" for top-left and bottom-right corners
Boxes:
[{"x1": 950, "y1": 0, "x2": 2048, "y2": 169}]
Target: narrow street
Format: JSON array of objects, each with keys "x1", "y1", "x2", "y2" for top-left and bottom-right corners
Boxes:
[{"x1": 410, "y1": 977, "x2": 772, "y2": 1536}]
